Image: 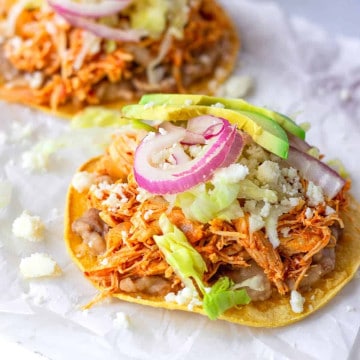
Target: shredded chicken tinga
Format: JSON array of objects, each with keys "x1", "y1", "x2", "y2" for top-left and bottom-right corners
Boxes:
[
  {"x1": 65, "y1": 130, "x2": 360, "y2": 327},
  {"x1": 0, "y1": 0, "x2": 239, "y2": 116}
]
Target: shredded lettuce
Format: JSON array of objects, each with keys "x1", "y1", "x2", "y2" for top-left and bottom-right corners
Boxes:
[
  {"x1": 176, "y1": 179, "x2": 242, "y2": 223},
  {"x1": 71, "y1": 107, "x2": 154, "y2": 131},
  {"x1": 128, "y1": 0, "x2": 169, "y2": 38},
  {"x1": 203, "y1": 277, "x2": 251, "y2": 320},
  {"x1": 24, "y1": 0, "x2": 44, "y2": 10},
  {"x1": 167, "y1": 0, "x2": 189, "y2": 39},
  {"x1": 307, "y1": 147, "x2": 320, "y2": 159},
  {"x1": 154, "y1": 214, "x2": 251, "y2": 319},
  {"x1": 104, "y1": 40, "x2": 117, "y2": 54},
  {"x1": 299, "y1": 122, "x2": 311, "y2": 132},
  {"x1": 154, "y1": 214, "x2": 207, "y2": 292},
  {"x1": 237, "y1": 179, "x2": 278, "y2": 203},
  {"x1": 176, "y1": 178, "x2": 277, "y2": 223}
]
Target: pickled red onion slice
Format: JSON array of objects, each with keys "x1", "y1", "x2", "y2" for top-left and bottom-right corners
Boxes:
[
  {"x1": 48, "y1": 0, "x2": 132, "y2": 19},
  {"x1": 134, "y1": 116, "x2": 244, "y2": 194},
  {"x1": 48, "y1": 0, "x2": 146, "y2": 42},
  {"x1": 57, "y1": 13, "x2": 146, "y2": 42},
  {"x1": 286, "y1": 146, "x2": 346, "y2": 199}
]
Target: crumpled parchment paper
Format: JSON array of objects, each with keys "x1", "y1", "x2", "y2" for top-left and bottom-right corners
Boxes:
[{"x1": 0, "y1": 1, "x2": 359, "y2": 359}]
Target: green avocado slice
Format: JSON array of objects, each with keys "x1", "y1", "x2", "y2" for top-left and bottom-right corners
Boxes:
[
  {"x1": 139, "y1": 93, "x2": 305, "y2": 140},
  {"x1": 122, "y1": 104, "x2": 289, "y2": 159}
]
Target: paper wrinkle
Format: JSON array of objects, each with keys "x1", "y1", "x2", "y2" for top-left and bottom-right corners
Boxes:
[{"x1": 0, "y1": 0, "x2": 360, "y2": 359}]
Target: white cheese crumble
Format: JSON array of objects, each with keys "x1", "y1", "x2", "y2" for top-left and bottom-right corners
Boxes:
[
  {"x1": 165, "y1": 287, "x2": 202, "y2": 310},
  {"x1": 136, "y1": 187, "x2": 152, "y2": 202},
  {"x1": 306, "y1": 181, "x2": 324, "y2": 206},
  {"x1": 184, "y1": 99, "x2": 193, "y2": 106},
  {"x1": 25, "y1": 71, "x2": 44, "y2": 89},
  {"x1": 305, "y1": 207, "x2": 313, "y2": 219},
  {"x1": 143, "y1": 209, "x2": 153, "y2": 220},
  {"x1": 290, "y1": 290, "x2": 305, "y2": 313},
  {"x1": 280, "y1": 197, "x2": 300, "y2": 208},
  {"x1": 72, "y1": 171, "x2": 97, "y2": 193},
  {"x1": 100, "y1": 258, "x2": 109, "y2": 266},
  {"x1": 113, "y1": 312, "x2": 130, "y2": 329},
  {"x1": 212, "y1": 163, "x2": 249, "y2": 184},
  {"x1": 280, "y1": 227, "x2": 291, "y2": 237},
  {"x1": 12, "y1": 211, "x2": 45, "y2": 242},
  {"x1": 91, "y1": 182, "x2": 130, "y2": 211},
  {"x1": 19, "y1": 253, "x2": 61, "y2": 279},
  {"x1": 325, "y1": 206, "x2": 336, "y2": 216},
  {"x1": 188, "y1": 144, "x2": 203, "y2": 158},
  {"x1": 257, "y1": 161, "x2": 281, "y2": 184}
]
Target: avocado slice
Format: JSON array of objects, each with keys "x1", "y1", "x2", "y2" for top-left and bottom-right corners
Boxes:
[
  {"x1": 140, "y1": 94, "x2": 305, "y2": 140},
  {"x1": 122, "y1": 104, "x2": 289, "y2": 158}
]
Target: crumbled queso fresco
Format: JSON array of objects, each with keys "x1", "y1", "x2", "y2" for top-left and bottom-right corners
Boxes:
[
  {"x1": 72, "y1": 171, "x2": 97, "y2": 193},
  {"x1": 12, "y1": 211, "x2": 45, "y2": 242},
  {"x1": 290, "y1": 290, "x2": 305, "y2": 313},
  {"x1": 89, "y1": 140, "x2": 325, "y2": 252},
  {"x1": 19, "y1": 253, "x2": 61, "y2": 279},
  {"x1": 165, "y1": 287, "x2": 203, "y2": 310},
  {"x1": 235, "y1": 142, "x2": 314, "y2": 247}
]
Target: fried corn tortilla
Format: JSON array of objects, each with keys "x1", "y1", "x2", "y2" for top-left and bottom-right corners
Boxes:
[
  {"x1": 64, "y1": 155, "x2": 360, "y2": 328},
  {"x1": 0, "y1": 0, "x2": 239, "y2": 118}
]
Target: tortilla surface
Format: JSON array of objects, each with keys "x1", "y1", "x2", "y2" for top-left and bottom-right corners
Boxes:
[
  {"x1": 64, "y1": 157, "x2": 360, "y2": 327},
  {"x1": 0, "y1": 0, "x2": 239, "y2": 119}
]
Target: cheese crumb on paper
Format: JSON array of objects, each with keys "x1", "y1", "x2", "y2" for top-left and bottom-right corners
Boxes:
[
  {"x1": 113, "y1": 312, "x2": 130, "y2": 329},
  {"x1": 19, "y1": 253, "x2": 62, "y2": 279},
  {"x1": 12, "y1": 211, "x2": 45, "y2": 242},
  {"x1": 217, "y1": 75, "x2": 254, "y2": 98},
  {"x1": 72, "y1": 171, "x2": 97, "y2": 193}
]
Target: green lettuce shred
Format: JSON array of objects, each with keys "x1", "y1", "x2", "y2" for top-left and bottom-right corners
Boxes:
[
  {"x1": 176, "y1": 181, "x2": 242, "y2": 223},
  {"x1": 154, "y1": 214, "x2": 251, "y2": 319},
  {"x1": 237, "y1": 179, "x2": 278, "y2": 203},
  {"x1": 307, "y1": 147, "x2": 320, "y2": 159},
  {"x1": 203, "y1": 277, "x2": 251, "y2": 320},
  {"x1": 176, "y1": 178, "x2": 277, "y2": 223},
  {"x1": 129, "y1": 0, "x2": 169, "y2": 38},
  {"x1": 71, "y1": 107, "x2": 154, "y2": 131},
  {"x1": 154, "y1": 213, "x2": 207, "y2": 292}
]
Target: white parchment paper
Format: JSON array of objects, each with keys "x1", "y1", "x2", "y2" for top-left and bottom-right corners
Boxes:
[{"x1": 0, "y1": 1, "x2": 359, "y2": 359}]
